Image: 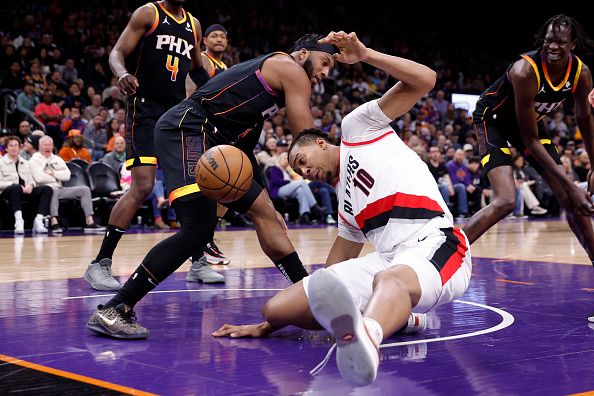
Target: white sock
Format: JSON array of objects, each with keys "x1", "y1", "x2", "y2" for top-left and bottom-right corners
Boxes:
[
  {"x1": 14, "y1": 210, "x2": 23, "y2": 221},
  {"x1": 363, "y1": 317, "x2": 383, "y2": 346},
  {"x1": 35, "y1": 214, "x2": 44, "y2": 221}
]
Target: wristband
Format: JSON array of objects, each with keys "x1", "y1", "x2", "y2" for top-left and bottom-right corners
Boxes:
[{"x1": 117, "y1": 72, "x2": 131, "y2": 81}]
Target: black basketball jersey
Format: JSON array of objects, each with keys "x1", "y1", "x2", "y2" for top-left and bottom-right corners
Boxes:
[
  {"x1": 190, "y1": 52, "x2": 287, "y2": 146},
  {"x1": 125, "y1": 1, "x2": 198, "y2": 104},
  {"x1": 202, "y1": 52, "x2": 228, "y2": 78},
  {"x1": 474, "y1": 50, "x2": 583, "y2": 123}
]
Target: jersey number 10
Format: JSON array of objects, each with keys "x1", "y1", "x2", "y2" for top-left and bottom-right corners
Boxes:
[{"x1": 166, "y1": 55, "x2": 179, "y2": 81}]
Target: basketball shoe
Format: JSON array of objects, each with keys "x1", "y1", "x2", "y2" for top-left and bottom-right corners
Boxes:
[
  {"x1": 87, "y1": 303, "x2": 148, "y2": 339},
  {"x1": 203, "y1": 240, "x2": 230, "y2": 265},
  {"x1": 84, "y1": 258, "x2": 122, "y2": 290},
  {"x1": 308, "y1": 268, "x2": 380, "y2": 387},
  {"x1": 186, "y1": 256, "x2": 225, "y2": 283}
]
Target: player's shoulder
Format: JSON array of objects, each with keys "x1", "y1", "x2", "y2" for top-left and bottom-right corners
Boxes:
[{"x1": 341, "y1": 100, "x2": 391, "y2": 139}]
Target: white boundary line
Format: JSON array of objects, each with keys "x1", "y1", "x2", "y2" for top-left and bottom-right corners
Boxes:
[
  {"x1": 65, "y1": 290, "x2": 515, "y2": 345},
  {"x1": 380, "y1": 300, "x2": 515, "y2": 349},
  {"x1": 63, "y1": 288, "x2": 284, "y2": 300}
]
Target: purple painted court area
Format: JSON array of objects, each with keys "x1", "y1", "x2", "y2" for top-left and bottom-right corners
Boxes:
[{"x1": 2, "y1": 258, "x2": 594, "y2": 395}]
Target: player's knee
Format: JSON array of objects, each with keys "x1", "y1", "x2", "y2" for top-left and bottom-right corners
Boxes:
[
  {"x1": 372, "y1": 269, "x2": 403, "y2": 290},
  {"x1": 493, "y1": 193, "x2": 516, "y2": 215},
  {"x1": 131, "y1": 176, "x2": 155, "y2": 198}
]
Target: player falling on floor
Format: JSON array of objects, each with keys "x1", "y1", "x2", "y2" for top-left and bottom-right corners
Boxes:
[
  {"x1": 87, "y1": 33, "x2": 338, "y2": 339},
  {"x1": 83, "y1": 0, "x2": 210, "y2": 291},
  {"x1": 213, "y1": 31, "x2": 472, "y2": 387}
]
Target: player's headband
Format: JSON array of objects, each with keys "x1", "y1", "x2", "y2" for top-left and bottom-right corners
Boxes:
[{"x1": 300, "y1": 43, "x2": 338, "y2": 55}]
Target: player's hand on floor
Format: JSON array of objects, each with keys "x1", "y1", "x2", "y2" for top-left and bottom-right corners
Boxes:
[
  {"x1": 212, "y1": 322, "x2": 272, "y2": 338},
  {"x1": 318, "y1": 31, "x2": 367, "y2": 65}
]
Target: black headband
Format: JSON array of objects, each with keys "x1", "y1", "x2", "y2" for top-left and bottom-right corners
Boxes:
[{"x1": 300, "y1": 43, "x2": 338, "y2": 55}]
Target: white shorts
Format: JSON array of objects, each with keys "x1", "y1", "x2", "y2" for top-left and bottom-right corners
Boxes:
[{"x1": 303, "y1": 225, "x2": 471, "y2": 313}]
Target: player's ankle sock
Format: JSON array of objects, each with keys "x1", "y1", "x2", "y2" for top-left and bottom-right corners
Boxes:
[
  {"x1": 94, "y1": 224, "x2": 126, "y2": 262},
  {"x1": 104, "y1": 263, "x2": 159, "y2": 309},
  {"x1": 363, "y1": 317, "x2": 383, "y2": 346},
  {"x1": 274, "y1": 251, "x2": 308, "y2": 284}
]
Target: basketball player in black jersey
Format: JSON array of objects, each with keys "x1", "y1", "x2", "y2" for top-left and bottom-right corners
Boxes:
[
  {"x1": 464, "y1": 16, "x2": 594, "y2": 290},
  {"x1": 186, "y1": 24, "x2": 235, "y2": 276},
  {"x1": 84, "y1": 0, "x2": 210, "y2": 291},
  {"x1": 87, "y1": 33, "x2": 338, "y2": 339}
]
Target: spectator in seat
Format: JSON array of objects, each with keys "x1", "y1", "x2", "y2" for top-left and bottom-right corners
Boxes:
[
  {"x1": 34, "y1": 91, "x2": 63, "y2": 143},
  {"x1": 60, "y1": 106, "x2": 87, "y2": 136},
  {"x1": 16, "y1": 81, "x2": 40, "y2": 121},
  {"x1": 17, "y1": 120, "x2": 32, "y2": 140},
  {"x1": 30, "y1": 135, "x2": 105, "y2": 233},
  {"x1": 58, "y1": 129, "x2": 91, "y2": 163},
  {"x1": 446, "y1": 148, "x2": 472, "y2": 218},
  {"x1": 20, "y1": 133, "x2": 41, "y2": 161},
  {"x1": 100, "y1": 136, "x2": 126, "y2": 172},
  {"x1": 0, "y1": 136, "x2": 52, "y2": 234},
  {"x1": 84, "y1": 114, "x2": 108, "y2": 161}
]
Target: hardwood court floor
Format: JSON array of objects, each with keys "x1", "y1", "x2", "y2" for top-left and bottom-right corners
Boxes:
[
  {"x1": 1, "y1": 219, "x2": 594, "y2": 395},
  {"x1": 1, "y1": 219, "x2": 590, "y2": 284}
]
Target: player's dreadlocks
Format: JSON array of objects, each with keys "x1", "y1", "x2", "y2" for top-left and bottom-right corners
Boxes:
[{"x1": 534, "y1": 14, "x2": 594, "y2": 55}]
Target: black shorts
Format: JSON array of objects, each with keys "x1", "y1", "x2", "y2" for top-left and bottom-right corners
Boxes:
[
  {"x1": 125, "y1": 96, "x2": 174, "y2": 169},
  {"x1": 474, "y1": 116, "x2": 561, "y2": 175},
  {"x1": 155, "y1": 100, "x2": 262, "y2": 212}
]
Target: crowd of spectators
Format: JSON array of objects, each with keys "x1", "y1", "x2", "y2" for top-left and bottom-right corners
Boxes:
[{"x1": 0, "y1": 1, "x2": 592, "y2": 232}]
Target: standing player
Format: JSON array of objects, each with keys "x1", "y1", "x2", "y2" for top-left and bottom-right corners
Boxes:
[
  {"x1": 87, "y1": 33, "x2": 338, "y2": 339},
  {"x1": 186, "y1": 23, "x2": 232, "y2": 280},
  {"x1": 83, "y1": 0, "x2": 210, "y2": 291},
  {"x1": 464, "y1": 15, "x2": 594, "y2": 288},
  {"x1": 213, "y1": 31, "x2": 471, "y2": 387}
]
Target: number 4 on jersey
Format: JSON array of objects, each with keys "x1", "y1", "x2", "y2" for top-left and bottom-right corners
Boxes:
[{"x1": 166, "y1": 55, "x2": 179, "y2": 81}]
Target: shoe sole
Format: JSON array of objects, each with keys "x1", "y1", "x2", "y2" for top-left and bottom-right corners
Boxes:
[
  {"x1": 308, "y1": 269, "x2": 378, "y2": 386},
  {"x1": 87, "y1": 321, "x2": 148, "y2": 340},
  {"x1": 84, "y1": 268, "x2": 122, "y2": 291},
  {"x1": 186, "y1": 274, "x2": 225, "y2": 284},
  {"x1": 204, "y1": 253, "x2": 230, "y2": 265}
]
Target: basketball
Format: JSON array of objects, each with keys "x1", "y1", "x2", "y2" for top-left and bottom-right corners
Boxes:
[{"x1": 196, "y1": 145, "x2": 253, "y2": 203}]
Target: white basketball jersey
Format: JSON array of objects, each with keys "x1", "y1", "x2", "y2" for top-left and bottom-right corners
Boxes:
[{"x1": 337, "y1": 100, "x2": 454, "y2": 260}]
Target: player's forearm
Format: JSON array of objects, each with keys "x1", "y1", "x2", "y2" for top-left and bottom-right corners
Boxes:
[
  {"x1": 361, "y1": 48, "x2": 436, "y2": 91},
  {"x1": 576, "y1": 115, "x2": 594, "y2": 163},
  {"x1": 109, "y1": 50, "x2": 128, "y2": 78}
]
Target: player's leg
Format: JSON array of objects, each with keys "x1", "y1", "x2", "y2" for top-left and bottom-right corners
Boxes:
[
  {"x1": 86, "y1": 196, "x2": 218, "y2": 339},
  {"x1": 84, "y1": 98, "x2": 160, "y2": 290},
  {"x1": 239, "y1": 186, "x2": 308, "y2": 283},
  {"x1": 463, "y1": 122, "x2": 517, "y2": 243}
]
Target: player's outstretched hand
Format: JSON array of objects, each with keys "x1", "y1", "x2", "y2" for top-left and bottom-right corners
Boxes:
[
  {"x1": 212, "y1": 322, "x2": 272, "y2": 338},
  {"x1": 318, "y1": 31, "x2": 367, "y2": 65},
  {"x1": 117, "y1": 73, "x2": 139, "y2": 96},
  {"x1": 588, "y1": 88, "x2": 594, "y2": 108}
]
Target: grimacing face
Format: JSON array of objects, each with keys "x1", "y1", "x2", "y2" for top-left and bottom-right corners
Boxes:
[{"x1": 289, "y1": 138, "x2": 335, "y2": 182}]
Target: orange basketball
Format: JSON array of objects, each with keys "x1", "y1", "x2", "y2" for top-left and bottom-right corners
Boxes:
[{"x1": 196, "y1": 145, "x2": 253, "y2": 203}]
